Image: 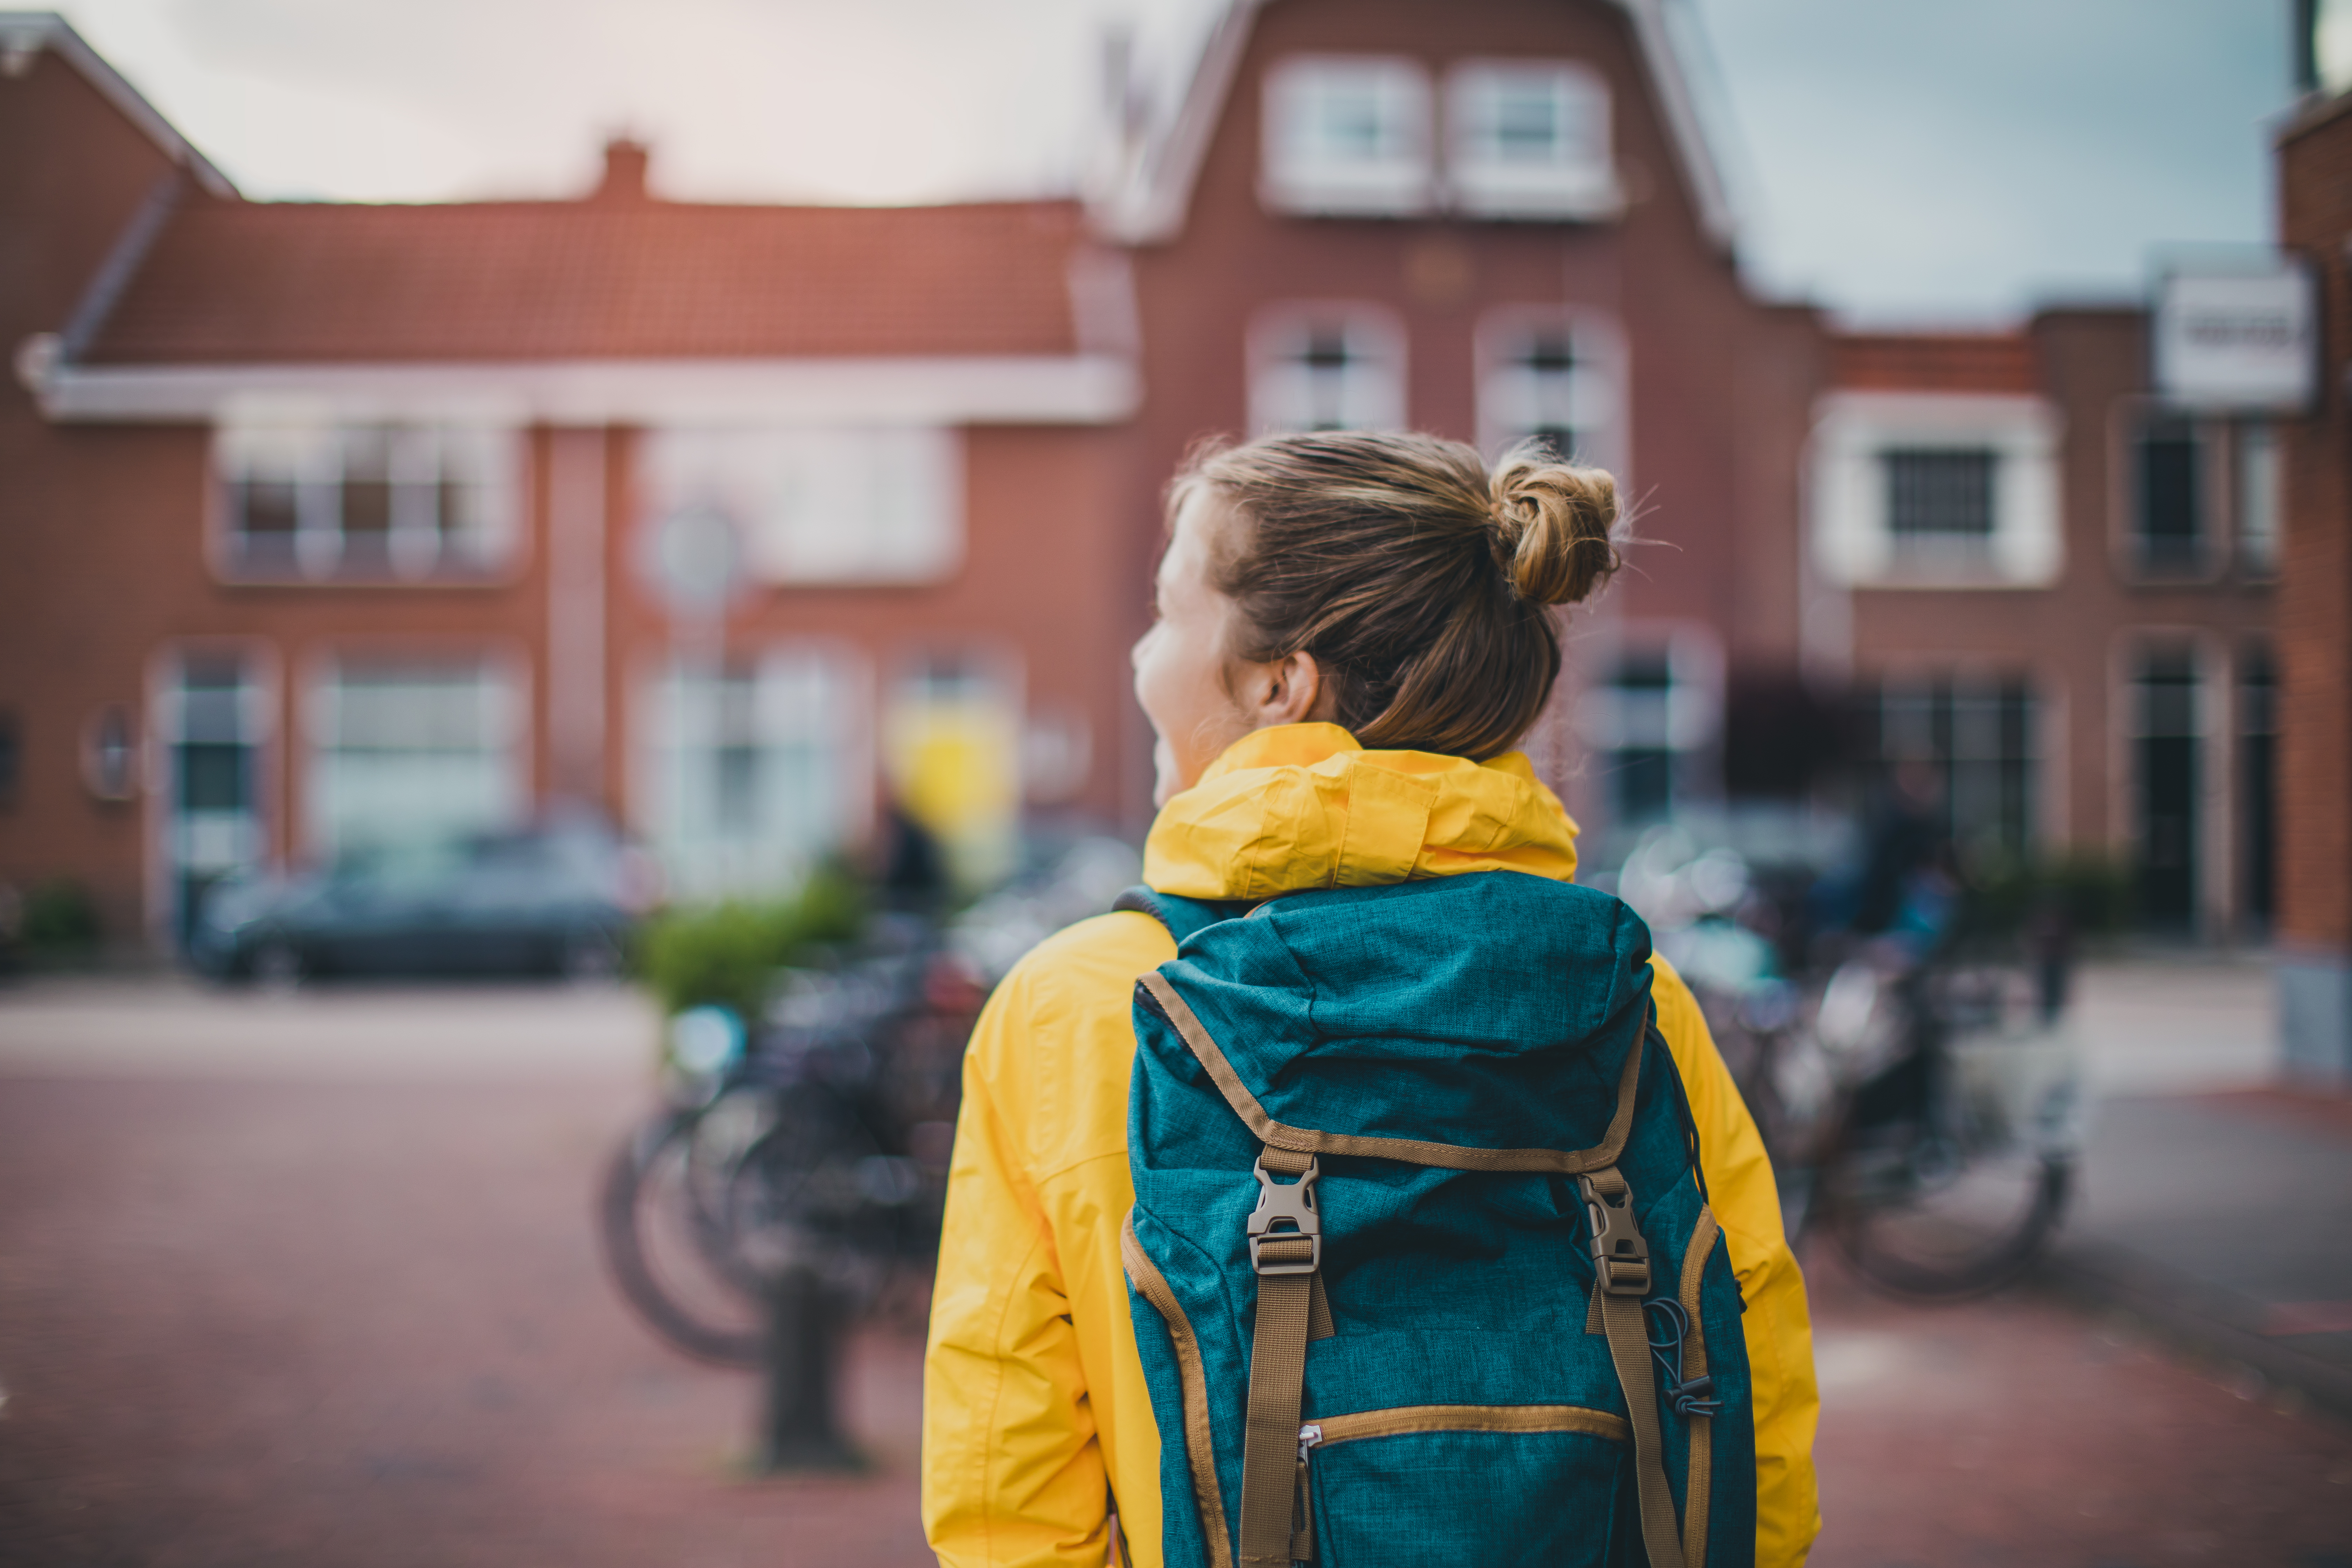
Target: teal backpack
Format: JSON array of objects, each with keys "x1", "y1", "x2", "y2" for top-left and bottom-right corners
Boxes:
[{"x1": 1116, "y1": 871, "x2": 1755, "y2": 1568}]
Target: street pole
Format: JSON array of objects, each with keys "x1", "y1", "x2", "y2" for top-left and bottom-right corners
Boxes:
[{"x1": 756, "y1": 1263, "x2": 861, "y2": 1471}]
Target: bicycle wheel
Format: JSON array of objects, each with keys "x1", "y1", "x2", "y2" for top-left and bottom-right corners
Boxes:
[
  {"x1": 1825, "y1": 1129, "x2": 2071, "y2": 1299},
  {"x1": 597, "y1": 1098, "x2": 772, "y2": 1367},
  {"x1": 725, "y1": 1084, "x2": 906, "y2": 1312}
]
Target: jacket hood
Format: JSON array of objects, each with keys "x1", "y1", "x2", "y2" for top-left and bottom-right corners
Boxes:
[{"x1": 1141, "y1": 723, "x2": 1580, "y2": 901}]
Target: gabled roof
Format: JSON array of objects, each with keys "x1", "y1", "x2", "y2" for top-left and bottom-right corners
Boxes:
[
  {"x1": 1829, "y1": 334, "x2": 2038, "y2": 396},
  {"x1": 0, "y1": 12, "x2": 235, "y2": 197},
  {"x1": 1092, "y1": 0, "x2": 1736, "y2": 248},
  {"x1": 84, "y1": 196, "x2": 1099, "y2": 365}
]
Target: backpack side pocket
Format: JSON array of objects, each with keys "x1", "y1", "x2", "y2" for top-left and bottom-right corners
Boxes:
[{"x1": 1123, "y1": 1207, "x2": 1235, "y2": 1568}]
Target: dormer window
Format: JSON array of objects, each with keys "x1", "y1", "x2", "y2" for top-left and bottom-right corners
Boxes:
[
  {"x1": 1810, "y1": 392, "x2": 2064, "y2": 589},
  {"x1": 1260, "y1": 56, "x2": 1434, "y2": 217},
  {"x1": 1247, "y1": 306, "x2": 1407, "y2": 434},
  {"x1": 1446, "y1": 62, "x2": 1618, "y2": 219},
  {"x1": 1476, "y1": 309, "x2": 1626, "y2": 471}
]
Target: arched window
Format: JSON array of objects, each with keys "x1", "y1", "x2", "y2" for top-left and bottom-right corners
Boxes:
[{"x1": 1247, "y1": 306, "x2": 1407, "y2": 435}]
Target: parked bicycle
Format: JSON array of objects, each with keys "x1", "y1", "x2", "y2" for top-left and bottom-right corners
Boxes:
[
  {"x1": 598, "y1": 916, "x2": 982, "y2": 1366},
  {"x1": 599, "y1": 836, "x2": 1139, "y2": 1366},
  {"x1": 1622, "y1": 826, "x2": 2084, "y2": 1299}
]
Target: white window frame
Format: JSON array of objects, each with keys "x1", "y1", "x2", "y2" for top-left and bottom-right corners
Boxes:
[
  {"x1": 1443, "y1": 59, "x2": 1620, "y2": 221},
  {"x1": 638, "y1": 426, "x2": 965, "y2": 588},
  {"x1": 1572, "y1": 624, "x2": 1723, "y2": 825},
  {"x1": 632, "y1": 642, "x2": 874, "y2": 902},
  {"x1": 1475, "y1": 306, "x2": 1629, "y2": 477},
  {"x1": 301, "y1": 646, "x2": 531, "y2": 861},
  {"x1": 1809, "y1": 391, "x2": 2064, "y2": 589},
  {"x1": 1260, "y1": 55, "x2": 1435, "y2": 218},
  {"x1": 1246, "y1": 303, "x2": 1408, "y2": 436},
  {"x1": 210, "y1": 418, "x2": 525, "y2": 586},
  {"x1": 144, "y1": 639, "x2": 282, "y2": 946},
  {"x1": 2234, "y1": 420, "x2": 2281, "y2": 580}
]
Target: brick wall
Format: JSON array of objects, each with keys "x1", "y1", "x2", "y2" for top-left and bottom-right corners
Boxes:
[{"x1": 2275, "y1": 101, "x2": 2352, "y2": 958}]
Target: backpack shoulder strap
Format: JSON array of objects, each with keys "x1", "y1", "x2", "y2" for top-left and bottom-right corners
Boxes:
[{"x1": 1112, "y1": 884, "x2": 1250, "y2": 948}]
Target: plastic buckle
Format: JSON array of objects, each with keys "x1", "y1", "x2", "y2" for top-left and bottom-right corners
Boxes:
[
  {"x1": 1574, "y1": 1172, "x2": 1651, "y2": 1296},
  {"x1": 1247, "y1": 1154, "x2": 1322, "y2": 1275}
]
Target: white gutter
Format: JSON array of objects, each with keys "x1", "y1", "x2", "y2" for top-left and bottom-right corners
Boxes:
[{"x1": 22, "y1": 352, "x2": 1142, "y2": 426}]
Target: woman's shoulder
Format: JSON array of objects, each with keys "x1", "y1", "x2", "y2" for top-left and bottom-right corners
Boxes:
[
  {"x1": 1643, "y1": 952, "x2": 1715, "y2": 1057},
  {"x1": 969, "y1": 908, "x2": 1176, "y2": 1178},
  {"x1": 996, "y1": 907, "x2": 1178, "y2": 1014}
]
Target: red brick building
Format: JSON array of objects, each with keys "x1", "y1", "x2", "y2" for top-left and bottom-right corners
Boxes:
[
  {"x1": 1097, "y1": 0, "x2": 1823, "y2": 839},
  {"x1": 2, "y1": 15, "x2": 1138, "y2": 943},
  {"x1": 2276, "y1": 88, "x2": 2352, "y2": 1084},
  {"x1": 5, "y1": 4, "x2": 2303, "y2": 967},
  {"x1": 6, "y1": 1, "x2": 1835, "y2": 952},
  {"x1": 1809, "y1": 316, "x2": 2280, "y2": 939}
]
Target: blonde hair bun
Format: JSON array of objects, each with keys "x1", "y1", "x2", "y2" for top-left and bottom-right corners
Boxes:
[{"x1": 1488, "y1": 447, "x2": 1621, "y2": 607}]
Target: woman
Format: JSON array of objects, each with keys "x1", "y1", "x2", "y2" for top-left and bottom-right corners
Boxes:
[{"x1": 923, "y1": 432, "x2": 1820, "y2": 1567}]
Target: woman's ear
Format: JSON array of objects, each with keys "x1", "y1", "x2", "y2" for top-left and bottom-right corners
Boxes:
[{"x1": 1241, "y1": 649, "x2": 1327, "y2": 730}]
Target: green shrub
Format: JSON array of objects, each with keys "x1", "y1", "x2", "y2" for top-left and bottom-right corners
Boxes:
[
  {"x1": 21, "y1": 878, "x2": 100, "y2": 951},
  {"x1": 1956, "y1": 849, "x2": 2134, "y2": 946},
  {"x1": 792, "y1": 861, "x2": 869, "y2": 948},
  {"x1": 636, "y1": 864, "x2": 870, "y2": 1019},
  {"x1": 2047, "y1": 851, "x2": 2135, "y2": 936}
]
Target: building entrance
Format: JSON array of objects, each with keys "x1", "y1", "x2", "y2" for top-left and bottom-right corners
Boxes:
[
  {"x1": 162, "y1": 652, "x2": 267, "y2": 951},
  {"x1": 2132, "y1": 649, "x2": 2200, "y2": 931}
]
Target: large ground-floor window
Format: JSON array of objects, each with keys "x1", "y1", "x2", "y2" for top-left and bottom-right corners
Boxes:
[
  {"x1": 883, "y1": 651, "x2": 1021, "y2": 889},
  {"x1": 640, "y1": 646, "x2": 868, "y2": 900},
  {"x1": 1870, "y1": 671, "x2": 2038, "y2": 864},
  {"x1": 307, "y1": 654, "x2": 526, "y2": 859}
]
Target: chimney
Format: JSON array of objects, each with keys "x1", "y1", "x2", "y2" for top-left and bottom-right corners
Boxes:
[{"x1": 593, "y1": 138, "x2": 652, "y2": 203}]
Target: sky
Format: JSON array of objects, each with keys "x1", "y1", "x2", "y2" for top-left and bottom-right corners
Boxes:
[{"x1": 46, "y1": 0, "x2": 2296, "y2": 322}]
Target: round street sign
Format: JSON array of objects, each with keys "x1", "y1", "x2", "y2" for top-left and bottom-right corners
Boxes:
[{"x1": 651, "y1": 504, "x2": 743, "y2": 617}]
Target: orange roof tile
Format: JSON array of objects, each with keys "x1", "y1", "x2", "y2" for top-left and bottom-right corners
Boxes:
[
  {"x1": 1829, "y1": 333, "x2": 2038, "y2": 395},
  {"x1": 86, "y1": 195, "x2": 1090, "y2": 364}
]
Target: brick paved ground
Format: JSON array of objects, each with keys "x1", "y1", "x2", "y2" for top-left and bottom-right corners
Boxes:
[
  {"x1": 1804, "y1": 1246, "x2": 2352, "y2": 1566},
  {"x1": 0, "y1": 978, "x2": 2348, "y2": 1567}
]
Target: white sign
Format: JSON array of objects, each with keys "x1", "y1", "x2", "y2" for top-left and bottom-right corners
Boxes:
[{"x1": 2154, "y1": 261, "x2": 2317, "y2": 412}]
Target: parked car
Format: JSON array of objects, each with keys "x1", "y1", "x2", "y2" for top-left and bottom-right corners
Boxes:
[{"x1": 192, "y1": 820, "x2": 652, "y2": 982}]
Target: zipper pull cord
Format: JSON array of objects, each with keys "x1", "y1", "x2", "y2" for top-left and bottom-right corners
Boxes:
[{"x1": 1641, "y1": 1296, "x2": 1722, "y2": 1419}]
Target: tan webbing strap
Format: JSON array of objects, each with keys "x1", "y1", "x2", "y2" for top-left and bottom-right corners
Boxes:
[
  {"x1": 1139, "y1": 972, "x2": 1650, "y2": 1174},
  {"x1": 1122, "y1": 1210, "x2": 1234, "y2": 1568},
  {"x1": 1240, "y1": 1146, "x2": 1319, "y2": 1568},
  {"x1": 1579, "y1": 1166, "x2": 1683, "y2": 1568},
  {"x1": 1308, "y1": 1273, "x2": 1335, "y2": 1341},
  {"x1": 1677, "y1": 1208, "x2": 1721, "y2": 1568}
]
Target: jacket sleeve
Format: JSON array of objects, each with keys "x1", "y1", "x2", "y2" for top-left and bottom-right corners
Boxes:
[
  {"x1": 1650, "y1": 958, "x2": 1823, "y2": 1568},
  {"x1": 922, "y1": 967, "x2": 1116, "y2": 1568}
]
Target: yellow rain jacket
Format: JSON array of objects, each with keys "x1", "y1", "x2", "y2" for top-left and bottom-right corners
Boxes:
[{"x1": 923, "y1": 724, "x2": 1821, "y2": 1567}]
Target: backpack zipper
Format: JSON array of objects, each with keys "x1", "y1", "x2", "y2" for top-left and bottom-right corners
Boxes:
[
  {"x1": 1293, "y1": 1426, "x2": 1323, "y2": 1564},
  {"x1": 1296, "y1": 1404, "x2": 1626, "y2": 1448}
]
